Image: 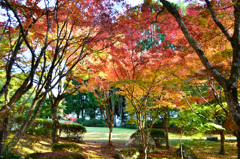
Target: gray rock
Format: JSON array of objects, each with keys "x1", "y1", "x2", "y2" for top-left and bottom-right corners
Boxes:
[
  {"x1": 176, "y1": 145, "x2": 198, "y2": 159},
  {"x1": 114, "y1": 148, "x2": 140, "y2": 159},
  {"x1": 123, "y1": 130, "x2": 157, "y2": 153},
  {"x1": 206, "y1": 136, "x2": 218, "y2": 141}
]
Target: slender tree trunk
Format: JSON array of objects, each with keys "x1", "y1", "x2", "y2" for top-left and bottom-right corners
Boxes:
[
  {"x1": 219, "y1": 130, "x2": 225, "y2": 154},
  {"x1": 164, "y1": 112, "x2": 170, "y2": 149},
  {"x1": 119, "y1": 96, "x2": 123, "y2": 127},
  {"x1": 180, "y1": 127, "x2": 183, "y2": 159},
  {"x1": 144, "y1": 147, "x2": 148, "y2": 159},
  {"x1": 113, "y1": 115, "x2": 117, "y2": 127},
  {"x1": 0, "y1": 116, "x2": 9, "y2": 156},
  {"x1": 109, "y1": 126, "x2": 113, "y2": 146},
  {"x1": 51, "y1": 100, "x2": 61, "y2": 145},
  {"x1": 11, "y1": 99, "x2": 39, "y2": 146},
  {"x1": 0, "y1": 89, "x2": 10, "y2": 155},
  {"x1": 0, "y1": 119, "x2": 4, "y2": 155},
  {"x1": 9, "y1": 94, "x2": 46, "y2": 147},
  {"x1": 81, "y1": 110, "x2": 84, "y2": 120},
  {"x1": 142, "y1": 128, "x2": 148, "y2": 159}
]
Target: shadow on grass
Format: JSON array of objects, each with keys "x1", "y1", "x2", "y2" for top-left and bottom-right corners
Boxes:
[{"x1": 167, "y1": 138, "x2": 237, "y2": 159}]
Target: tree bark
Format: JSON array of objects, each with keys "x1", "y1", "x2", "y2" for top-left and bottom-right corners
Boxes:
[
  {"x1": 164, "y1": 112, "x2": 170, "y2": 149},
  {"x1": 108, "y1": 126, "x2": 113, "y2": 146},
  {"x1": 113, "y1": 115, "x2": 117, "y2": 127},
  {"x1": 0, "y1": 116, "x2": 9, "y2": 156},
  {"x1": 119, "y1": 96, "x2": 123, "y2": 126},
  {"x1": 234, "y1": 130, "x2": 240, "y2": 159},
  {"x1": 0, "y1": 88, "x2": 10, "y2": 155},
  {"x1": 219, "y1": 130, "x2": 225, "y2": 154},
  {"x1": 11, "y1": 98, "x2": 39, "y2": 147},
  {"x1": 51, "y1": 99, "x2": 61, "y2": 145}
]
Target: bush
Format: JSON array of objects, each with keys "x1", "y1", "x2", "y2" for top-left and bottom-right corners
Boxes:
[
  {"x1": 150, "y1": 128, "x2": 165, "y2": 147},
  {"x1": 152, "y1": 119, "x2": 164, "y2": 127},
  {"x1": 25, "y1": 152, "x2": 84, "y2": 159},
  {"x1": 0, "y1": 153, "x2": 22, "y2": 159},
  {"x1": 77, "y1": 118, "x2": 84, "y2": 124},
  {"x1": 52, "y1": 142, "x2": 82, "y2": 152},
  {"x1": 83, "y1": 118, "x2": 107, "y2": 127},
  {"x1": 60, "y1": 123, "x2": 86, "y2": 140},
  {"x1": 11, "y1": 115, "x2": 25, "y2": 131},
  {"x1": 120, "y1": 123, "x2": 137, "y2": 129},
  {"x1": 13, "y1": 115, "x2": 86, "y2": 139}
]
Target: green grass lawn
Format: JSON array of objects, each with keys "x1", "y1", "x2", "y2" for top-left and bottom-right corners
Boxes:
[
  {"x1": 82, "y1": 127, "x2": 238, "y2": 158},
  {"x1": 83, "y1": 127, "x2": 137, "y2": 141},
  {"x1": 84, "y1": 127, "x2": 236, "y2": 143},
  {"x1": 11, "y1": 127, "x2": 238, "y2": 159}
]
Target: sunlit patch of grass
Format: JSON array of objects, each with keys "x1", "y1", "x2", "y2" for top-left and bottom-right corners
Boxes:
[{"x1": 9, "y1": 128, "x2": 238, "y2": 159}]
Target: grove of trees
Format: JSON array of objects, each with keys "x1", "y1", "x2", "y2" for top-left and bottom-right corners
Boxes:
[{"x1": 0, "y1": 0, "x2": 240, "y2": 159}]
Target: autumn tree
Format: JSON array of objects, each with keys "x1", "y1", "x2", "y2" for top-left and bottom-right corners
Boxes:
[
  {"x1": 49, "y1": 75, "x2": 80, "y2": 144},
  {"x1": 154, "y1": 1, "x2": 240, "y2": 156},
  {"x1": 87, "y1": 76, "x2": 118, "y2": 146},
  {"x1": 177, "y1": 79, "x2": 229, "y2": 154},
  {"x1": 106, "y1": 43, "x2": 180, "y2": 158},
  {"x1": 0, "y1": 0, "x2": 128, "y2": 154}
]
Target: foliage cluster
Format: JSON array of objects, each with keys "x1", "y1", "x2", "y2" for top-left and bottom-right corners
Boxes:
[
  {"x1": 150, "y1": 128, "x2": 165, "y2": 139},
  {"x1": 0, "y1": 152, "x2": 22, "y2": 159},
  {"x1": 52, "y1": 143, "x2": 82, "y2": 152},
  {"x1": 150, "y1": 128, "x2": 166, "y2": 147},
  {"x1": 60, "y1": 123, "x2": 86, "y2": 138},
  {"x1": 13, "y1": 116, "x2": 86, "y2": 138},
  {"x1": 120, "y1": 123, "x2": 138, "y2": 129},
  {"x1": 25, "y1": 152, "x2": 84, "y2": 159},
  {"x1": 79, "y1": 118, "x2": 107, "y2": 127}
]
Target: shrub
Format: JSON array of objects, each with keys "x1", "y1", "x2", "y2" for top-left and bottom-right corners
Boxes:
[
  {"x1": 52, "y1": 142, "x2": 82, "y2": 152},
  {"x1": 150, "y1": 128, "x2": 165, "y2": 147},
  {"x1": 11, "y1": 115, "x2": 25, "y2": 131},
  {"x1": 60, "y1": 123, "x2": 86, "y2": 140},
  {"x1": 82, "y1": 118, "x2": 107, "y2": 127},
  {"x1": 120, "y1": 123, "x2": 137, "y2": 129},
  {"x1": 25, "y1": 152, "x2": 84, "y2": 159},
  {"x1": 0, "y1": 153, "x2": 22, "y2": 159},
  {"x1": 77, "y1": 118, "x2": 84, "y2": 124},
  {"x1": 152, "y1": 119, "x2": 164, "y2": 127},
  {"x1": 13, "y1": 115, "x2": 86, "y2": 139}
]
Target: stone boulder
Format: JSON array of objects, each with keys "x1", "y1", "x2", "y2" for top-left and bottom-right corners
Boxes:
[
  {"x1": 114, "y1": 148, "x2": 140, "y2": 159},
  {"x1": 206, "y1": 136, "x2": 218, "y2": 141},
  {"x1": 123, "y1": 130, "x2": 157, "y2": 153},
  {"x1": 176, "y1": 145, "x2": 198, "y2": 159}
]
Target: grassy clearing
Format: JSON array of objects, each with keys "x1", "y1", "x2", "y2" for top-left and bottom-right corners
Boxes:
[
  {"x1": 10, "y1": 127, "x2": 238, "y2": 159},
  {"x1": 84, "y1": 127, "x2": 137, "y2": 141}
]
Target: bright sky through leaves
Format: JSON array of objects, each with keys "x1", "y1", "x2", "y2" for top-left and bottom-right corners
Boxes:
[{"x1": 127, "y1": 0, "x2": 181, "y2": 6}]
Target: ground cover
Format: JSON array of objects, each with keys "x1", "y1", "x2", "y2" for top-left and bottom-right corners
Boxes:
[{"x1": 10, "y1": 127, "x2": 238, "y2": 158}]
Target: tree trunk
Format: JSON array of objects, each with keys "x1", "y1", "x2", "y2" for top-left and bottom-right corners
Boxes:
[
  {"x1": 0, "y1": 89, "x2": 10, "y2": 155},
  {"x1": 164, "y1": 112, "x2": 170, "y2": 149},
  {"x1": 11, "y1": 98, "x2": 39, "y2": 146},
  {"x1": 26, "y1": 95, "x2": 46, "y2": 129},
  {"x1": 180, "y1": 127, "x2": 183, "y2": 159},
  {"x1": 144, "y1": 147, "x2": 148, "y2": 159},
  {"x1": 108, "y1": 126, "x2": 113, "y2": 146},
  {"x1": 234, "y1": 130, "x2": 240, "y2": 159},
  {"x1": 224, "y1": 87, "x2": 240, "y2": 130},
  {"x1": 0, "y1": 116, "x2": 9, "y2": 156},
  {"x1": 51, "y1": 101, "x2": 61, "y2": 145},
  {"x1": 141, "y1": 128, "x2": 148, "y2": 159},
  {"x1": 119, "y1": 96, "x2": 123, "y2": 127},
  {"x1": 219, "y1": 130, "x2": 225, "y2": 154},
  {"x1": 113, "y1": 115, "x2": 117, "y2": 127}
]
